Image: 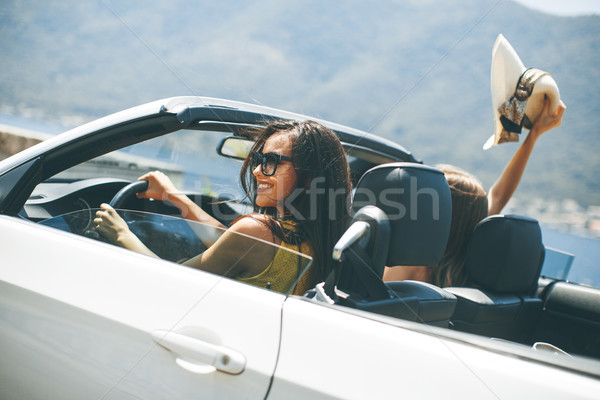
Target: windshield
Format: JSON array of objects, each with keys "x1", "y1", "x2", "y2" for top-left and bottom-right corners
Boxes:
[
  {"x1": 54, "y1": 129, "x2": 246, "y2": 200},
  {"x1": 39, "y1": 209, "x2": 312, "y2": 296}
]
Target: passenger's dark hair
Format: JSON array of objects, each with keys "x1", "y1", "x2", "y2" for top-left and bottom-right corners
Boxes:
[
  {"x1": 432, "y1": 165, "x2": 488, "y2": 287},
  {"x1": 240, "y1": 120, "x2": 352, "y2": 286}
]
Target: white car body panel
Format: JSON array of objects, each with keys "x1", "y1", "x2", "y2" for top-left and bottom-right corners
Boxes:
[
  {"x1": 0, "y1": 215, "x2": 285, "y2": 399},
  {"x1": 271, "y1": 297, "x2": 600, "y2": 399}
]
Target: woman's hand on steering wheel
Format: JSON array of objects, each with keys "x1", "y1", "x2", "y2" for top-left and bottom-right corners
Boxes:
[
  {"x1": 136, "y1": 171, "x2": 179, "y2": 201},
  {"x1": 94, "y1": 203, "x2": 133, "y2": 245}
]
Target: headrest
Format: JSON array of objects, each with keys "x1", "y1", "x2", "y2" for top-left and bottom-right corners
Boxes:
[
  {"x1": 465, "y1": 215, "x2": 544, "y2": 294},
  {"x1": 352, "y1": 163, "x2": 452, "y2": 267}
]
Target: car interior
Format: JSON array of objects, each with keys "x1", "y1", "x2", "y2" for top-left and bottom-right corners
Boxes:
[
  {"x1": 316, "y1": 162, "x2": 600, "y2": 362},
  {"x1": 7, "y1": 116, "x2": 600, "y2": 363}
]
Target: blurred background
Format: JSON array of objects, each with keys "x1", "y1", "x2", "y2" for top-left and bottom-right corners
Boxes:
[{"x1": 1, "y1": 0, "x2": 599, "y2": 283}]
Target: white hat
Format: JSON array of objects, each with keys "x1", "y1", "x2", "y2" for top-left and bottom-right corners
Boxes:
[{"x1": 484, "y1": 34, "x2": 562, "y2": 150}]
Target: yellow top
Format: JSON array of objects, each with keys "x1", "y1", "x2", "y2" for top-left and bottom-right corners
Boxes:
[{"x1": 237, "y1": 220, "x2": 314, "y2": 295}]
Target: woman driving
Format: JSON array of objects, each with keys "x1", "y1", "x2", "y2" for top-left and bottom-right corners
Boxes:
[{"x1": 95, "y1": 120, "x2": 352, "y2": 294}]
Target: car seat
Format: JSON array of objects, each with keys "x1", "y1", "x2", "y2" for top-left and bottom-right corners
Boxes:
[
  {"x1": 319, "y1": 162, "x2": 457, "y2": 327},
  {"x1": 444, "y1": 214, "x2": 545, "y2": 343}
]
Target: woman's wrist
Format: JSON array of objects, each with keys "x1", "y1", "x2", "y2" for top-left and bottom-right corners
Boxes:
[
  {"x1": 115, "y1": 229, "x2": 137, "y2": 248},
  {"x1": 526, "y1": 127, "x2": 542, "y2": 144},
  {"x1": 116, "y1": 228, "x2": 157, "y2": 257},
  {"x1": 171, "y1": 192, "x2": 197, "y2": 216}
]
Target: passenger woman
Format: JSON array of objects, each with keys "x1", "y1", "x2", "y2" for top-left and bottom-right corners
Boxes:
[
  {"x1": 383, "y1": 97, "x2": 566, "y2": 287},
  {"x1": 95, "y1": 120, "x2": 352, "y2": 294}
]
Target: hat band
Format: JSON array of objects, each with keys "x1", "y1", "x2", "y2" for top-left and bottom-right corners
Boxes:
[{"x1": 497, "y1": 68, "x2": 549, "y2": 140}]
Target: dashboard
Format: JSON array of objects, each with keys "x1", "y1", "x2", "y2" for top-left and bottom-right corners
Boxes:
[{"x1": 23, "y1": 178, "x2": 245, "y2": 226}]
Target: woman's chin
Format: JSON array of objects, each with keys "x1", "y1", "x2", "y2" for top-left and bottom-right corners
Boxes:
[
  {"x1": 255, "y1": 194, "x2": 276, "y2": 207},
  {"x1": 255, "y1": 199, "x2": 271, "y2": 209}
]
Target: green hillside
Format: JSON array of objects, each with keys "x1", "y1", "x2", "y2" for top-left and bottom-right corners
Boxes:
[{"x1": 1, "y1": 0, "x2": 599, "y2": 206}]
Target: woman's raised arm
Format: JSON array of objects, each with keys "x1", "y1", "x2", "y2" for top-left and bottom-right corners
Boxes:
[{"x1": 487, "y1": 98, "x2": 566, "y2": 215}]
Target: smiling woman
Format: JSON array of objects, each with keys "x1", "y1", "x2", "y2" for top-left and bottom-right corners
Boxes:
[
  {"x1": 239, "y1": 120, "x2": 353, "y2": 286},
  {"x1": 250, "y1": 132, "x2": 297, "y2": 215},
  {"x1": 95, "y1": 119, "x2": 353, "y2": 294}
]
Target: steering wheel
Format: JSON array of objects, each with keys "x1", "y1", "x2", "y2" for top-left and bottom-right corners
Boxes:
[
  {"x1": 109, "y1": 180, "x2": 149, "y2": 209},
  {"x1": 84, "y1": 180, "x2": 149, "y2": 241}
]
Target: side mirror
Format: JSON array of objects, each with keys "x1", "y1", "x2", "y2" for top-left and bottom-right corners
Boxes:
[{"x1": 217, "y1": 137, "x2": 255, "y2": 160}]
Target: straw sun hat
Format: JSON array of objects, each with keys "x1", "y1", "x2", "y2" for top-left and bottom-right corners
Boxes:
[{"x1": 484, "y1": 34, "x2": 562, "y2": 150}]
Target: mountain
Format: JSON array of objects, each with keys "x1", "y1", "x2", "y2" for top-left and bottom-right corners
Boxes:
[{"x1": 1, "y1": 0, "x2": 599, "y2": 206}]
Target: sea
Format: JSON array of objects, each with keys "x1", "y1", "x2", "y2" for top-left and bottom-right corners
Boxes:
[
  {"x1": 542, "y1": 228, "x2": 600, "y2": 288},
  {"x1": 2, "y1": 114, "x2": 599, "y2": 288}
]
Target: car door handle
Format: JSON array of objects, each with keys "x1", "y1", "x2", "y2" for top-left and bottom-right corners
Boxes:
[{"x1": 152, "y1": 330, "x2": 246, "y2": 375}]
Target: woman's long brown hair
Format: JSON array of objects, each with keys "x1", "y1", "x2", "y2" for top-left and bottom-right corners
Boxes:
[{"x1": 431, "y1": 165, "x2": 488, "y2": 287}]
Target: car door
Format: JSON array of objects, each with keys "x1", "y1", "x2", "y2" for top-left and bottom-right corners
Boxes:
[
  {"x1": 270, "y1": 296, "x2": 600, "y2": 399},
  {"x1": 0, "y1": 215, "x2": 288, "y2": 399}
]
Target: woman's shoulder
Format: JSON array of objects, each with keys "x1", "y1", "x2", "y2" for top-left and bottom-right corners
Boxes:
[{"x1": 229, "y1": 214, "x2": 278, "y2": 244}]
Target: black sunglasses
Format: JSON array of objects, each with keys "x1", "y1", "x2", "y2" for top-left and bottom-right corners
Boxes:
[{"x1": 250, "y1": 152, "x2": 293, "y2": 176}]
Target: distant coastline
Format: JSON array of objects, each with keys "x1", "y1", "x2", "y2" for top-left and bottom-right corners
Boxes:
[
  {"x1": 505, "y1": 197, "x2": 600, "y2": 239},
  {"x1": 0, "y1": 113, "x2": 69, "y2": 136}
]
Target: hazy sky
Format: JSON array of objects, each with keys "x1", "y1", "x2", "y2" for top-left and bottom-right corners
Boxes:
[{"x1": 514, "y1": 0, "x2": 600, "y2": 16}]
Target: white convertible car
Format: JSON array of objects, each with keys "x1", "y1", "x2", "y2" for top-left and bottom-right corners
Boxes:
[{"x1": 0, "y1": 97, "x2": 598, "y2": 399}]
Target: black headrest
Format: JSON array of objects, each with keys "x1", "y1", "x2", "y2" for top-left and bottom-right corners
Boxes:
[
  {"x1": 465, "y1": 215, "x2": 544, "y2": 294},
  {"x1": 352, "y1": 163, "x2": 452, "y2": 267}
]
